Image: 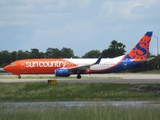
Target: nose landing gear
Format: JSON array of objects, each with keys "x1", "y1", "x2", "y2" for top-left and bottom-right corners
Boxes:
[{"x1": 18, "y1": 75, "x2": 21, "y2": 79}]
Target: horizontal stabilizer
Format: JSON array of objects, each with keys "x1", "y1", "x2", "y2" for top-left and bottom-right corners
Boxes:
[{"x1": 135, "y1": 57, "x2": 155, "y2": 63}]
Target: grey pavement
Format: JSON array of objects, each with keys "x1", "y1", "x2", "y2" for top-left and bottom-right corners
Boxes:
[{"x1": 0, "y1": 74, "x2": 160, "y2": 84}]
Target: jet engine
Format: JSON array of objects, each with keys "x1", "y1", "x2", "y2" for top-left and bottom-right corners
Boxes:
[{"x1": 55, "y1": 68, "x2": 70, "y2": 77}]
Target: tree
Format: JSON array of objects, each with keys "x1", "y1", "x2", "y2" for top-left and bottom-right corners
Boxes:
[
  {"x1": 82, "y1": 50, "x2": 101, "y2": 58},
  {"x1": 74, "y1": 56, "x2": 80, "y2": 58},
  {"x1": 0, "y1": 50, "x2": 10, "y2": 67},
  {"x1": 102, "y1": 40, "x2": 126, "y2": 58},
  {"x1": 17, "y1": 50, "x2": 30, "y2": 60},
  {"x1": 29, "y1": 48, "x2": 44, "y2": 58},
  {"x1": 45, "y1": 48, "x2": 61, "y2": 58},
  {"x1": 61, "y1": 47, "x2": 74, "y2": 58},
  {"x1": 9, "y1": 51, "x2": 17, "y2": 62}
]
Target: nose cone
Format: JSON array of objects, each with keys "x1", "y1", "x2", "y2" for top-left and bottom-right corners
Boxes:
[
  {"x1": 3, "y1": 63, "x2": 19, "y2": 75},
  {"x1": 4, "y1": 65, "x2": 10, "y2": 72}
]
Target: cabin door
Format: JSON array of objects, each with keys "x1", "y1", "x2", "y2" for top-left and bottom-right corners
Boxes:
[
  {"x1": 123, "y1": 59, "x2": 127, "y2": 69},
  {"x1": 21, "y1": 61, "x2": 25, "y2": 69}
]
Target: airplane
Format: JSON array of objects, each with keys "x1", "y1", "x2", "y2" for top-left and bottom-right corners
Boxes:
[{"x1": 4, "y1": 31, "x2": 154, "y2": 79}]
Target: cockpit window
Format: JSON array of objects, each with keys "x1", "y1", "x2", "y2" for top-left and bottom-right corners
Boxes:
[{"x1": 10, "y1": 63, "x2": 15, "y2": 66}]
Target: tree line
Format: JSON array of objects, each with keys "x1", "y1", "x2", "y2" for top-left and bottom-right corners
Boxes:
[{"x1": 0, "y1": 40, "x2": 159, "y2": 72}]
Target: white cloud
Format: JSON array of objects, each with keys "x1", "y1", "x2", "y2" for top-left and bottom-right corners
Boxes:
[
  {"x1": 75, "y1": 0, "x2": 93, "y2": 8},
  {"x1": 0, "y1": 0, "x2": 159, "y2": 56},
  {"x1": 4, "y1": 0, "x2": 57, "y2": 5},
  {"x1": 34, "y1": 20, "x2": 95, "y2": 41},
  {"x1": 99, "y1": 1, "x2": 138, "y2": 21},
  {"x1": 99, "y1": 0, "x2": 160, "y2": 22}
]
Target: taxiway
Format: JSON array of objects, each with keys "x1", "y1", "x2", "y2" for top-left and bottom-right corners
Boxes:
[{"x1": 0, "y1": 74, "x2": 160, "y2": 84}]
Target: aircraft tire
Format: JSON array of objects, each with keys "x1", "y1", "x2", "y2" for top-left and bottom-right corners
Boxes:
[
  {"x1": 18, "y1": 75, "x2": 21, "y2": 79},
  {"x1": 77, "y1": 74, "x2": 81, "y2": 79}
]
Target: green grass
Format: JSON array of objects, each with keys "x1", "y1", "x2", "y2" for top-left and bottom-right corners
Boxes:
[
  {"x1": 0, "y1": 104, "x2": 160, "y2": 120},
  {"x1": 0, "y1": 82, "x2": 160, "y2": 102},
  {"x1": 0, "y1": 82, "x2": 160, "y2": 120}
]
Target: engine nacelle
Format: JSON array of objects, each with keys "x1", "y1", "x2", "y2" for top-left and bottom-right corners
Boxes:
[{"x1": 55, "y1": 68, "x2": 70, "y2": 77}]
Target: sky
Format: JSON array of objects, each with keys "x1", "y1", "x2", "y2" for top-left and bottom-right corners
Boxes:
[{"x1": 0, "y1": 0, "x2": 160, "y2": 57}]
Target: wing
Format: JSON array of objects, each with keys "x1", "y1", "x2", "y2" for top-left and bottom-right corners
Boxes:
[{"x1": 69, "y1": 54, "x2": 103, "y2": 73}]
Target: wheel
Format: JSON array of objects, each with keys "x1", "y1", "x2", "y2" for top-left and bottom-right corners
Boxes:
[
  {"x1": 77, "y1": 74, "x2": 81, "y2": 79},
  {"x1": 18, "y1": 75, "x2": 21, "y2": 79}
]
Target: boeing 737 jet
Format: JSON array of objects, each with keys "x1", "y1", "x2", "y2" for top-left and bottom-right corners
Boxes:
[{"x1": 4, "y1": 31, "x2": 154, "y2": 79}]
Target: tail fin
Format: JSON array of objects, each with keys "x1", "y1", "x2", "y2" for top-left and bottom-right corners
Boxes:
[{"x1": 125, "y1": 31, "x2": 153, "y2": 60}]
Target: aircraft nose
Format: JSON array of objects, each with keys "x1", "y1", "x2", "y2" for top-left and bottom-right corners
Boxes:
[{"x1": 4, "y1": 65, "x2": 10, "y2": 72}]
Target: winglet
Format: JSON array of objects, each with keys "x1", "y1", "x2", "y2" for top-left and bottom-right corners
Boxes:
[{"x1": 94, "y1": 54, "x2": 103, "y2": 64}]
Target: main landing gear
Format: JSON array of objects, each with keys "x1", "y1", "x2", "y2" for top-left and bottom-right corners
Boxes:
[
  {"x1": 77, "y1": 74, "x2": 81, "y2": 79},
  {"x1": 18, "y1": 75, "x2": 21, "y2": 79}
]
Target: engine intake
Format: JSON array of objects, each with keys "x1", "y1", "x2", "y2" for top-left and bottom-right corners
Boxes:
[{"x1": 55, "y1": 68, "x2": 70, "y2": 77}]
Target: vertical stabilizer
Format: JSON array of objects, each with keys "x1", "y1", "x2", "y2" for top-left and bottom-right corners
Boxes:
[{"x1": 126, "y1": 31, "x2": 153, "y2": 60}]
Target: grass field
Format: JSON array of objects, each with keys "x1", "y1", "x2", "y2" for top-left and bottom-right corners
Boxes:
[
  {"x1": 0, "y1": 104, "x2": 160, "y2": 120},
  {"x1": 1, "y1": 82, "x2": 160, "y2": 120},
  {"x1": 0, "y1": 82, "x2": 160, "y2": 102}
]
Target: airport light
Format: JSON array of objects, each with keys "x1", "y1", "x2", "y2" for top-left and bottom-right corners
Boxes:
[
  {"x1": 153, "y1": 34, "x2": 159, "y2": 56},
  {"x1": 153, "y1": 34, "x2": 159, "y2": 69}
]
